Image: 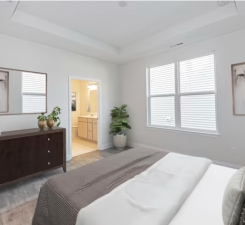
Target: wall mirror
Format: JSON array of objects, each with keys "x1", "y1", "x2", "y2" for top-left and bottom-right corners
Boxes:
[{"x1": 0, "y1": 67, "x2": 47, "y2": 115}]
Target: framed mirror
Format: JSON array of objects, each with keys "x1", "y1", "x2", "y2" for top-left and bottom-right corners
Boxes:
[{"x1": 0, "y1": 67, "x2": 47, "y2": 115}]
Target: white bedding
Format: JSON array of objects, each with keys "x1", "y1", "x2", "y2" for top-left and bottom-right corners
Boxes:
[
  {"x1": 169, "y1": 164, "x2": 237, "y2": 225},
  {"x1": 76, "y1": 153, "x2": 211, "y2": 225}
]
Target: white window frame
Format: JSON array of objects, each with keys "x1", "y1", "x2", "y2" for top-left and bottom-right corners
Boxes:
[{"x1": 147, "y1": 52, "x2": 219, "y2": 136}]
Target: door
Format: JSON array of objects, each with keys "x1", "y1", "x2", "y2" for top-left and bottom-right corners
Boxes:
[{"x1": 70, "y1": 77, "x2": 100, "y2": 158}]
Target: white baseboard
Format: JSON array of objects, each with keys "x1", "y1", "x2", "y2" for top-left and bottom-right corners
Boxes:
[
  {"x1": 128, "y1": 142, "x2": 170, "y2": 153},
  {"x1": 128, "y1": 142, "x2": 242, "y2": 169},
  {"x1": 100, "y1": 142, "x2": 113, "y2": 150},
  {"x1": 66, "y1": 154, "x2": 72, "y2": 161}
]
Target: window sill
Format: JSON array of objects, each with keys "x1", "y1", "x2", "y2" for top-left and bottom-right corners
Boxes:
[{"x1": 147, "y1": 125, "x2": 220, "y2": 137}]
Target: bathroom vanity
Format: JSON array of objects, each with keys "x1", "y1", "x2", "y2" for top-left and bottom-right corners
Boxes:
[{"x1": 78, "y1": 116, "x2": 97, "y2": 143}]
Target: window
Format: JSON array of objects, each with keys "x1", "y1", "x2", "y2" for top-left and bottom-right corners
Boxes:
[
  {"x1": 22, "y1": 72, "x2": 46, "y2": 113},
  {"x1": 147, "y1": 54, "x2": 217, "y2": 134}
]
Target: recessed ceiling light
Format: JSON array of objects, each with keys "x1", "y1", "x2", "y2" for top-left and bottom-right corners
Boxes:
[{"x1": 118, "y1": 1, "x2": 127, "y2": 7}]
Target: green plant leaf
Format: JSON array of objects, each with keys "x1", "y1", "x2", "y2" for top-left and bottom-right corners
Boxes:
[
  {"x1": 47, "y1": 106, "x2": 62, "y2": 126},
  {"x1": 109, "y1": 104, "x2": 131, "y2": 135}
]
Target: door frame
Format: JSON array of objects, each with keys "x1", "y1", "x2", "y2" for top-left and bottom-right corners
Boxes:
[{"x1": 68, "y1": 76, "x2": 102, "y2": 160}]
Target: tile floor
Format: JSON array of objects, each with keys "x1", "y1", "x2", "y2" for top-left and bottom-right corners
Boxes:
[{"x1": 72, "y1": 138, "x2": 97, "y2": 157}]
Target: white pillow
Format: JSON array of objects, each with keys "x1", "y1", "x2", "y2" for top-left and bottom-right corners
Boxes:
[{"x1": 222, "y1": 167, "x2": 245, "y2": 225}]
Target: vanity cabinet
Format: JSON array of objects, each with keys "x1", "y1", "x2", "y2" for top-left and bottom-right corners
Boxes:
[
  {"x1": 78, "y1": 118, "x2": 88, "y2": 139},
  {"x1": 0, "y1": 127, "x2": 66, "y2": 186},
  {"x1": 78, "y1": 117, "x2": 98, "y2": 142}
]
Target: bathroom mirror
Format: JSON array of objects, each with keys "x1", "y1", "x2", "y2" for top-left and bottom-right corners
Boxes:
[{"x1": 0, "y1": 67, "x2": 47, "y2": 115}]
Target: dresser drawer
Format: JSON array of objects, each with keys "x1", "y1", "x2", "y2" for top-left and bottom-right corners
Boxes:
[{"x1": 47, "y1": 132, "x2": 64, "y2": 168}]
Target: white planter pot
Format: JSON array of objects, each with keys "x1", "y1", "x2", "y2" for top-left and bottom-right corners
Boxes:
[{"x1": 113, "y1": 134, "x2": 127, "y2": 150}]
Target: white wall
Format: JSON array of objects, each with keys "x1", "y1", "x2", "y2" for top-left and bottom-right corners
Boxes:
[
  {"x1": 120, "y1": 28, "x2": 245, "y2": 167},
  {"x1": 0, "y1": 35, "x2": 120, "y2": 160}
]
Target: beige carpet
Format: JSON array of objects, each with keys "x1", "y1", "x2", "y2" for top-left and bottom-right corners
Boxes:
[{"x1": 0, "y1": 199, "x2": 37, "y2": 225}]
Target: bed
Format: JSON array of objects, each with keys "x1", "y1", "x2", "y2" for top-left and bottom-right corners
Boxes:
[{"x1": 32, "y1": 147, "x2": 244, "y2": 225}]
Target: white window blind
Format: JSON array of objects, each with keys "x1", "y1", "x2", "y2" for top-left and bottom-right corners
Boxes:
[
  {"x1": 150, "y1": 97, "x2": 175, "y2": 127},
  {"x1": 22, "y1": 72, "x2": 46, "y2": 113},
  {"x1": 22, "y1": 95, "x2": 46, "y2": 113},
  {"x1": 22, "y1": 72, "x2": 46, "y2": 94},
  {"x1": 179, "y1": 54, "x2": 216, "y2": 131},
  {"x1": 149, "y1": 63, "x2": 176, "y2": 127},
  {"x1": 180, "y1": 95, "x2": 216, "y2": 131},
  {"x1": 150, "y1": 64, "x2": 175, "y2": 95},
  {"x1": 179, "y1": 54, "x2": 215, "y2": 93},
  {"x1": 147, "y1": 53, "x2": 217, "y2": 134}
]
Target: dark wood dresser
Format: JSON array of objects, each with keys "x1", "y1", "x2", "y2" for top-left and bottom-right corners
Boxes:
[{"x1": 0, "y1": 127, "x2": 66, "y2": 186}]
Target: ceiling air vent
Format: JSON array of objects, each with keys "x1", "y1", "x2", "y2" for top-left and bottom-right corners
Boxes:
[
  {"x1": 217, "y1": 0, "x2": 229, "y2": 6},
  {"x1": 169, "y1": 42, "x2": 184, "y2": 48},
  {"x1": 118, "y1": 1, "x2": 127, "y2": 7}
]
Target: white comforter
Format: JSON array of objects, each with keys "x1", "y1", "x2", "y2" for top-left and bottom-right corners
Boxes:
[
  {"x1": 169, "y1": 164, "x2": 237, "y2": 225},
  {"x1": 76, "y1": 153, "x2": 211, "y2": 225}
]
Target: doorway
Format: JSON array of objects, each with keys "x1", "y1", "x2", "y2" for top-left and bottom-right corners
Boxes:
[{"x1": 69, "y1": 78, "x2": 100, "y2": 158}]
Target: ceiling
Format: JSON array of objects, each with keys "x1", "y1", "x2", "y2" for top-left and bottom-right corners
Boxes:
[{"x1": 0, "y1": 1, "x2": 245, "y2": 63}]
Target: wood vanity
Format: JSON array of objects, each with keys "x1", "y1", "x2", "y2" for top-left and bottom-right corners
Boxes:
[{"x1": 78, "y1": 116, "x2": 97, "y2": 142}]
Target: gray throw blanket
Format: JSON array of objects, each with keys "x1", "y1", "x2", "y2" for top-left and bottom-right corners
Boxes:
[
  {"x1": 76, "y1": 153, "x2": 211, "y2": 225},
  {"x1": 32, "y1": 147, "x2": 168, "y2": 225}
]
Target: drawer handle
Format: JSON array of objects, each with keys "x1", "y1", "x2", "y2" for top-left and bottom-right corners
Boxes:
[
  {"x1": 48, "y1": 162, "x2": 51, "y2": 165},
  {"x1": 48, "y1": 138, "x2": 50, "y2": 141},
  {"x1": 48, "y1": 150, "x2": 50, "y2": 153}
]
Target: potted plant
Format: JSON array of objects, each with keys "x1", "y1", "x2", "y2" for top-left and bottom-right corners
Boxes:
[
  {"x1": 109, "y1": 104, "x2": 131, "y2": 150},
  {"x1": 37, "y1": 113, "x2": 47, "y2": 129},
  {"x1": 47, "y1": 106, "x2": 61, "y2": 128}
]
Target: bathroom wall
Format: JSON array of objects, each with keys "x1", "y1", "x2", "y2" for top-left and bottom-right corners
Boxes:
[
  {"x1": 71, "y1": 79, "x2": 98, "y2": 139},
  {"x1": 90, "y1": 89, "x2": 98, "y2": 114},
  {"x1": 71, "y1": 79, "x2": 82, "y2": 127},
  {"x1": 80, "y1": 80, "x2": 90, "y2": 116},
  {"x1": 71, "y1": 79, "x2": 98, "y2": 125}
]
